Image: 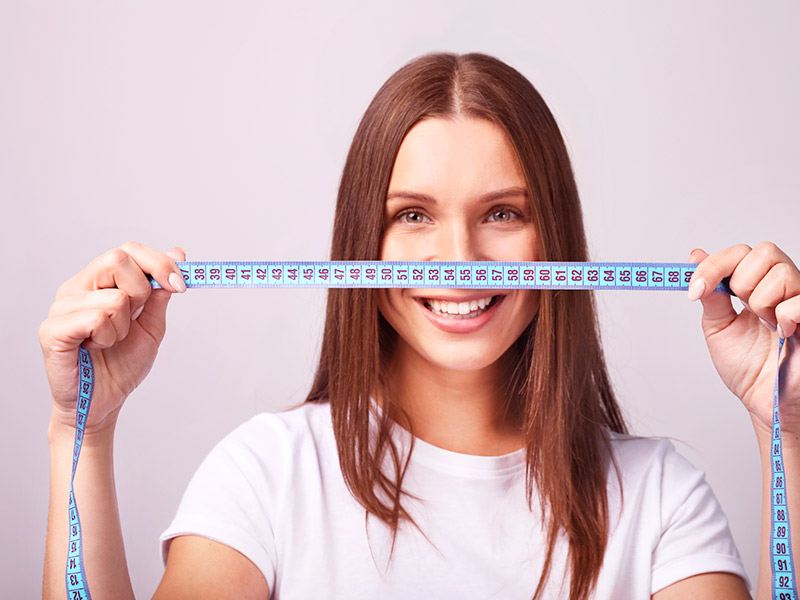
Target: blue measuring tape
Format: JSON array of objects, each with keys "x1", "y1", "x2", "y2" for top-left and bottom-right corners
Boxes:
[
  {"x1": 67, "y1": 260, "x2": 793, "y2": 598},
  {"x1": 66, "y1": 349, "x2": 93, "y2": 599},
  {"x1": 772, "y1": 336, "x2": 797, "y2": 598},
  {"x1": 149, "y1": 260, "x2": 730, "y2": 291}
]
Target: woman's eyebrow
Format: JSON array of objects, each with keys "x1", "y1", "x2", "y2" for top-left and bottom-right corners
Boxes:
[
  {"x1": 479, "y1": 186, "x2": 528, "y2": 203},
  {"x1": 386, "y1": 186, "x2": 528, "y2": 204}
]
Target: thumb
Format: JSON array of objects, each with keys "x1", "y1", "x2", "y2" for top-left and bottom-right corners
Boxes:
[
  {"x1": 140, "y1": 246, "x2": 187, "y2": 324},
  {"x1": 688, "y1": 247, "x2": 738, "y2": 332}
]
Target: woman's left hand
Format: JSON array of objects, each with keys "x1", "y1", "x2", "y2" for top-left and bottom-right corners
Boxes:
[{"x1": 688, "y1": 243, "x2": 800, "y2": 438}]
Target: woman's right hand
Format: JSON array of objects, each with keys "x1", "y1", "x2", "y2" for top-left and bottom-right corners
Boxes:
[{"x1": 39, "y1": 241, "x2": 187, "y2": 435}]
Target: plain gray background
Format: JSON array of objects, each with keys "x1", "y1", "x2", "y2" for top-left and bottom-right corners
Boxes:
[{"x1": 2, "y1": 0, "x2": 798, "y2": 596}]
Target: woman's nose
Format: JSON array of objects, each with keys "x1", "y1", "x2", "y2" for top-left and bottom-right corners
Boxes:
[{"x1": 434, "y1": 223, "x2": 485, "y2": 262}]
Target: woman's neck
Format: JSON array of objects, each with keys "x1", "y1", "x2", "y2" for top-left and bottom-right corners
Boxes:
[{"x1": 380, "y1": 340, "x2": 525, "y2": 456}]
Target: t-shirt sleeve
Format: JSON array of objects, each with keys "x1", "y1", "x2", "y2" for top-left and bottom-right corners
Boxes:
[
  {"x1": 159, "y1": 417, "x2": 282, "y2": 592},
  {"x1": 650, "y1": 440, "x2": 751, "y2": 594}
]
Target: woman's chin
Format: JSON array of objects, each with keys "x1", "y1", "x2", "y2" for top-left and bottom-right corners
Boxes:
[{"x1": 415, "y1": 345, "x2": 506, "y2": 374}]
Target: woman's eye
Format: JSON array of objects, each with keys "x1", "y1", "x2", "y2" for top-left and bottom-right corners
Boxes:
[
  {"x1": 487, "y1": 208, "x2": 520, "y2": 223},
  {"x1": 397, "y1": 211, "x2": 431, "y2": 224}
]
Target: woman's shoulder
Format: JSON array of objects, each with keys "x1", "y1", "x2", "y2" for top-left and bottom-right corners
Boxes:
[
  {"x1": 211, "y1": 400, "x2": 335, "y2": 465},
  {"x1": 605, "y1": 430, "x2": 711, "y2": 495},
  {"x1": 606, "y1": 429, "x2": 676, "y2": 456},
  {"x1": 607, "y1": 429, "x2": 685, "y2": 457},
  {"x1": 243, "y1": 399, "x2": 333, "y2": 436}
]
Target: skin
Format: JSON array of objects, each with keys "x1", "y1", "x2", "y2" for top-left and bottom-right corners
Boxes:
[
  {"x1": 685, "y1": 242, "x2": 800, "y2": 599},
  {"x1": 376, "y1": 116, "x2": 539, "y2": 455},
  {"x1": 40, "y1": 118, "x2": 800, "y2": 598}
]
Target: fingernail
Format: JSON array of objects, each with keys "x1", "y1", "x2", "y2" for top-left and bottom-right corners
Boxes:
[
  {"x1": 759, "y1": 317, "x2": 777, "y2": 332},
  {"x1": 687, "y1": 278, "x2": 706, "y2": 301},
  {"x1": 777, "y1": 323, "x2": 787, "y2": 339},
  {"x1": 131, "y1": 305, "x2": 144, "y2": 321},
  {"x1": 169, "y1": 272, "x2": 187, "y2": 293}
]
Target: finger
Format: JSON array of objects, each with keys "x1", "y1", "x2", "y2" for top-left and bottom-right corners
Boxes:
[
  {"x1": 39, "y1": 308, "x2": 119, "y2": 355},
  {"x1": 747, "y1": 262, "x2": 800, "y2": 330},
  {"x1": 727, "y1": 242, "x2": 798, "y2": 305},
  {"x1": 165, "y1": 247, "x2": 187, "y2": 263},
  {"x1": 58, "y1": 242, "x2": 186, "y2": 302},
  {"x1": 135, "y1": 246, "x2": 188, "y2": 326},
  {"x1": 687, "y1": 247, "x2": 738, "y2": 331},
  {"x1": 687, "y1": 244, "x2": 752, "y2": 301},
  {"x1": 119, "y1": 241, "x2": 187, "y2": 295},
  {"x1": 776, "y1": 295, "x2": 800, "y2": 339},
  {"x1": 47, "y1": 290, "x2": 135, "y2": 345},
  {"x1": 56, "y1": 248, "x2": 152, "y2": 310},
  {"x1": 51, "y1": 292, "x2": 132, "y2": 348}
]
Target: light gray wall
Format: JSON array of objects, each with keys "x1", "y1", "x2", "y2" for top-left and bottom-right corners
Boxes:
[{"x1": 2, "y1": 0, "x2": 798, "y2": 596}]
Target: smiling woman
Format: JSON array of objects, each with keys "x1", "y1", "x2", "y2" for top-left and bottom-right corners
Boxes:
[
  {"x1": 379, "y1": 117, "x2": 539, "y2": 358},
  {"x1": 43, "y1": 51, "x2": 796, "y2": 600},
  {"x1": 298, "y1": 53, "x2": 636, "y2": 599}
]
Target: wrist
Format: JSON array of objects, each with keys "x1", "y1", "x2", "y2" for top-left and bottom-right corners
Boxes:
[
  {"x1": 48, "y1": 404, "x2": 119, "y2": 447},
  {"x1": 751, "y1": 413, "x2": 800, "y2": 453}
]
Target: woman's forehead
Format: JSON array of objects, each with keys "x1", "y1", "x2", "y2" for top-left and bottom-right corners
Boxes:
[{"x1": 388, "y1": 117, "x2": 527, "y2": 196}]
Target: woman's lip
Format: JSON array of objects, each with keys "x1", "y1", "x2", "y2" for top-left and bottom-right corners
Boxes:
[
  {"x1": 413, "y1": 291, "x2": 506, "y2": 303},
  {"x1": 416, "y1": 295, "x2": 506, "y2": 334}
]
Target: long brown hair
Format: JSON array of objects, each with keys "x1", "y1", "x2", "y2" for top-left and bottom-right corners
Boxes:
[{"x1": 306, "y1": 51, "x2": 628, "y2": 600}]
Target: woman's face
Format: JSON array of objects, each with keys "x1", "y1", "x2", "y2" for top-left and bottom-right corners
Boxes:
[{"x1": 377, "y1": 116, "x2": 540, "y2": 373}]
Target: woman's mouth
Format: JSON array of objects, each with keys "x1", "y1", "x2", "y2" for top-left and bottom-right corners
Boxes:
[{"x1": 422, "y1": 295, "x2": 499, "y2": 319}]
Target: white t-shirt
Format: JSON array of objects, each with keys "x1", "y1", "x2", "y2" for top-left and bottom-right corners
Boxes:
[{"x1": 160, "y1": 400, "x2": 749, "y2": 598}]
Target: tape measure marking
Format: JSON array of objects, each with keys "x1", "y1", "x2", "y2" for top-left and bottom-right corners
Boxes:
[
  {"x1": 69, "y1": 260, "x2": 791, "y2": 599},
  {"x1": 148, "y1": 261, "x2": 732, "y2": 292},
  {"x1": 66, "y1": 348, "x2": 93, "y2": 600},
  {"x1": 772, "y1": 336, "x2": 797, "y2": 598}
]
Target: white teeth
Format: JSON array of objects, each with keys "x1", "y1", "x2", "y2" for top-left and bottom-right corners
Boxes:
[{"x1": 424, "y1": 295, "x2": 497, "y2": 319}]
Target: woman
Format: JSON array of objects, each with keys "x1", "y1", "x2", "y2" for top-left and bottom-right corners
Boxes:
[{"x1": 41, "y1": 52, "x2": 799, "y2": 599}]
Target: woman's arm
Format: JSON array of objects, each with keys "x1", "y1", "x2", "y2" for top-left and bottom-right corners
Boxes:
[
  {"x1": 154, "y1": 536, "x2": 269, "y2": 599},
  {"x1": 686, "y1": 243, "x2": 800, "y2": 600},
  {"x1": 40, "y1": 242, "x2": 186, "y2": 599},
  {"x1": 41, "y1": 242, "x2": 270, "y2": 600},
  {"x1": 650, "y1": 414, "x2": 800, "y2": 600},
  {"x1": 45, "y1": 421, "x2": 270, "y2": 600},
  {"x1": 652, "y1": 572, "x2": 750, "y2": 599},
  {"x1": 44, "y1": 419, "x2": 134, "y2": 599},
  {"x1": 753, "y1": 415, "x2": 800, "y2": 599}
]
